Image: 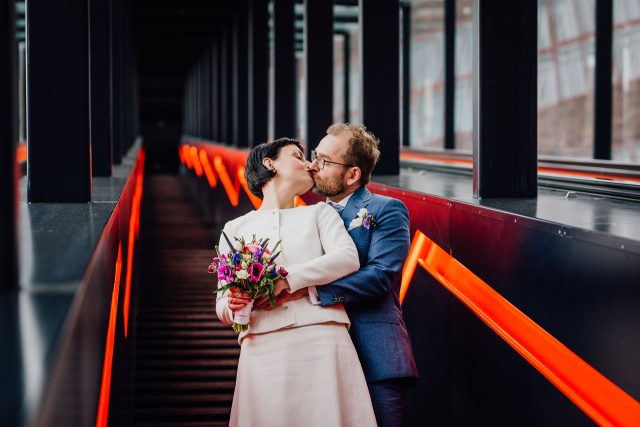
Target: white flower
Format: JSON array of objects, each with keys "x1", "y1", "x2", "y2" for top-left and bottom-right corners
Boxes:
[
  {"x1": 348, "y1": 217, "x2": 364, "y2": 230},
  {"x1": 262, "y1": 253, "x2": 272, "y2": 262},
  {"x1": 235, "y1": 270, "x2": 249, "y2": 280},
  {"x1": 233, "y1": 240, "x2": 243, "y2": 251},
  {"x1": 358, "y1": 208, "x2": 368, "y2": 218}
]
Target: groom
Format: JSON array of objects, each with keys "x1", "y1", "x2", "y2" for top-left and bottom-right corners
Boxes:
[{"x1": 271, "y1": 123, "x2": 419, "y2": 427}]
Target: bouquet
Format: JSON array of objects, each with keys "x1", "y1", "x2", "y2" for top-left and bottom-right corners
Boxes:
[{"x1": 209, "y1": 232, "x2": 288, "y2": 332}]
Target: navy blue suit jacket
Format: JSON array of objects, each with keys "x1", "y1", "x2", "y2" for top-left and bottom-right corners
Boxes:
[{"x1": 317, "y1": 186, "x2": 419, "y2": 383}]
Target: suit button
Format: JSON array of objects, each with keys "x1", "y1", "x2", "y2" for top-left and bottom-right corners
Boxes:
[{"x1": 282, "y1": 305, "x2": 288, "y2": 310}]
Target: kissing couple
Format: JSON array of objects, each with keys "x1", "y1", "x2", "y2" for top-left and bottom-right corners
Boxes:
[{"x1": 216, "y1": 123, "x2": 418, "y2": 427}]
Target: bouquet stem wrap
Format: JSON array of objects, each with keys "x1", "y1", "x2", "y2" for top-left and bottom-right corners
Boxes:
[{"x1": 232, "y1": 299, "x2": 254, "y2": 332}]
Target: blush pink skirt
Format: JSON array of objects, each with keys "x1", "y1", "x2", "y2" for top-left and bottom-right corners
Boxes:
[{"x1": 230, "y1": 323, "x2": 377, "y2": 427}]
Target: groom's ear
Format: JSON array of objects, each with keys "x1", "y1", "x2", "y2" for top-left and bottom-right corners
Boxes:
[{"x1": 345, "y1": 167, "x2": 361, "y2": 187}]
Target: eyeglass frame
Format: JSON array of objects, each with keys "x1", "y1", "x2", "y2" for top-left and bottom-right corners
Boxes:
[{"x1": 311, "y1": 150, "x2": 354, "y2": 170}]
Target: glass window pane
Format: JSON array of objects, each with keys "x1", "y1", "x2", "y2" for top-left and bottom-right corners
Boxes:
[
  {"x1": 612, "y1": 0, "x2": 640, "y2": 162},
  {"x1": 538, "y1": 0, "x2": 595, "y2": 158},
  {"x1": 455, "y1": 0, "x2": 473, "y2": 150},
  {"x1": 409, "y1": 0, "x2": 445, "y2": 149}
]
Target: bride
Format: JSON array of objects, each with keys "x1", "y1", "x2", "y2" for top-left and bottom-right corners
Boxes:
[{"x1": 216, "y1": 138, "x2": 377, "y2": 426}]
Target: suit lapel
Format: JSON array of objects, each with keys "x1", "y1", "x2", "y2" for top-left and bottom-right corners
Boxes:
[{"x1": 341, "y1": 186, "x2": 372, "y2": 226}]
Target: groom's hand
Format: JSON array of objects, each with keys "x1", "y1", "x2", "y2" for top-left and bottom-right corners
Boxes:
[{"x1": 254, "y1": 288, "x2": 307, "y2": 311}]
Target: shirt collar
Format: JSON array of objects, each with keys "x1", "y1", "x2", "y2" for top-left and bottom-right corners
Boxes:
[{"x1": 326, "y1": 192, "x2": 354, "y2": 208}]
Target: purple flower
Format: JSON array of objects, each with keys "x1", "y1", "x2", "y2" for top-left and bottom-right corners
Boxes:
[
  {"x1": 217, "y1": 264, "x2": 234, "y2": 282},
  {"x1": 252, "y1": 247, "x2": 263, "y2": 260},
  {"x1": 249, "y1": 262, "x2": 264, "y2": 282},
  {"x1": 363, "y1": 216, "x2": 371, "y2": 230}
]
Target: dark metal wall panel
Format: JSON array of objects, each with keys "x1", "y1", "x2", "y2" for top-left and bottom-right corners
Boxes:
[
  {"x1": 472, "y1": 0, "x2": 537, "y2": 198},
  {"x1": 594, "y1": 0, "x2": 613, "y2": 160},
  {"x1": 0, "y1": 0, "x2": 18, "y2": 288},
  {"x1": 111, "y1": 0, "x2": 124, "y2": 164},
  {"x1": 360, "y1": 0, "x2": 400, "y2": 175},
  {"x1": 448, "y1": 203, "x2": 640, "y2": 425},
  {"x1": 233, "y1": 1, "x2": 249, "y2": 147},
  {"x1": 304, "y1": 0, "x2": 333, "y2": 155},
  {"x1": 27, "y1": 0, "x2": 92, "y2": 202},
  {"x1": 444, "y1": 0, "x2": 455, "y2": 150},
  {"x1": 90, "y1": 0, "x2": 113, "y2": 177},
  {"x1": 273, "y1": 0, "x2": 296, "y2": 139},
  {"x1": 248, "y1": 0, "x2": 268, "y2": 147}
]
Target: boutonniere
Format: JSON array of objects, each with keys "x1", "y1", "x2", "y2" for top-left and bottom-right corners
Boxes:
[{"x1": 348, "y1": 208, "x2": 376, "y2": 231}]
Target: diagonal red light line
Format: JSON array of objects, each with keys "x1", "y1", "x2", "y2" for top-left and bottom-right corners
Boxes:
[
  {"x1": 411, "y1": 231, "x2": 640, "y2": 427},
  {"x1": 190, "y1": 146, "x2": 203, "y2": 176},
  {"x1": 214, "y1": 155, "x2": 240, "y2": 207},
  {"x1": 96, "y1": 243, "x2": 122, "y2": 427},
  {"x1": 199, "y1": 150, "x2": 218, "y2": 188},
  {"x1": 123, "y1": 152, "x2": 145, "y2": 338},
  {"x1": 182, "y1": 145, "x2": 193, "y2": 169}
]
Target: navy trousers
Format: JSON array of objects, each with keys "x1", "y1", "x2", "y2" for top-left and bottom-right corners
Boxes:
[{"x1": 368, "y1": 379, "x2": 408, "y2": 427}]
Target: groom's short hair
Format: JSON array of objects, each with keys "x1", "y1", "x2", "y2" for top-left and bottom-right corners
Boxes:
[
  {"x1": 246, "y1": 137, "x2": 303, "y2": 199},
  {"x1": 327, "y1": 123, "x2": 380, "y2": 186}
]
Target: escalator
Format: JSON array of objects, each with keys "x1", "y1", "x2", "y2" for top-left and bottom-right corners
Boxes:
[{"x1": 129, "y1": 175, "x2": 238, "y2": 426}]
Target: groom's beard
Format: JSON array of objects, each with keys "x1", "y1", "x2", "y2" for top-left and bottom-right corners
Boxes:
[{"x1": 311, "y1": 172, "x2": 346, "y2": 197}]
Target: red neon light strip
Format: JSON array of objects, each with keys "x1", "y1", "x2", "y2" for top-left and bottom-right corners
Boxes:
[
  {"x1": 96, "y1": 243, "x2": 122, "y2": 427},
  {"x1": 182, "y1": 145, "x2": 193, "y2": 169},
  {"x1": 214, "y1": 155, "x2": 240, "y2": 207},
  {"x1": 236, "y1": 166, "x2": 262, "y2": 209},
  {"x1": 400, "y1": 230, "x2": 428, "y2": 305},
  {"x1": 178, "y1": 147, "x2": 185, "y2": 165},
  {"x1": 190, "y1": 146, "x2": 204, "y2": 177},
  {"x1": 199, "y1": 150, "x2": 218, "y2": 188},
  {"x1": 123, "y1": 151, "x2": 145, "y2": 338},
  {"x1": 409, "y1": 231, "x2": 640, "y2": 427}
]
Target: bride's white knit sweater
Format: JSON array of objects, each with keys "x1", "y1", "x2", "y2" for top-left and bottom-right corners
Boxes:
[{"x1": 215, "y1": 202, "x2": 360, "y2": 343}]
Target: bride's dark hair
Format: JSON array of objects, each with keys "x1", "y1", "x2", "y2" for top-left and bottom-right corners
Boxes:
[{"x1": 245, "y1": 138, "x2": 303, "y2": 199}]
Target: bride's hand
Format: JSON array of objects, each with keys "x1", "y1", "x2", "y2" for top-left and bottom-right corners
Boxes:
[
  {"x1": 273, "y1": 278, "x2": 290, "y2": 296},
  {"x1": 227, "y1": 288, "x2": 251, "y2": 313}
]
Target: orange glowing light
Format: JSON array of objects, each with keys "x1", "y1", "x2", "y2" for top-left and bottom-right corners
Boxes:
[
  {"x1": 178, "y1": 147, "x2": 185, "y2": 164},
  {"x1": 214, "y1": 155, "x2": 240, "y2": 207},
  {"x1": 399, "y1": 230, "x2": 429, "y2": 305},
  {"x1": 190, "y1": 146, "x2": 204, "y2": 176},
  {"x1": 237, "y1": 166, "x2": 262, "y2": 209},
  {"x1": 16, "y1": 143, "x2": 27, "y2": 163},
  {"x1": 199, "y1": 150, "x2": 218, "y2": 188},
  {"x1": 96, "y1": 243, "x2": 122, "y2": 427},
  {"x1": 414, "y1": 232, "x2": 640, "y2": 427},
  {"x1": 124, "y1": 152, "x2": 145, "y2": 338},
  {"x1": 182, "y1": 145, "x2": 193, "y2": 169},
  {"x1": 294, "y1": 196, "x2": 307, "y2": 207}
]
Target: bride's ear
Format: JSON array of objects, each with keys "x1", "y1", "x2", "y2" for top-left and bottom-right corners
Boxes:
[{"x1": 262, "y1": 157, "x2": 276, "y2": 173}]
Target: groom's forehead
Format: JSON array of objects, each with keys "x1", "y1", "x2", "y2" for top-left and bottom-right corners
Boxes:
[{"x1": 317, "y1": 134, "x2": 348, "y2": 158}]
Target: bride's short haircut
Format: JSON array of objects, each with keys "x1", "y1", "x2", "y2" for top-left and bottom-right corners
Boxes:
[{"x1": 246, "y1": 137, "x2": 303, "y2": 199}]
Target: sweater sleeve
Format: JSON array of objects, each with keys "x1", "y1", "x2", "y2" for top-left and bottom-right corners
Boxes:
[
  {"x1": 215, "y1": 222, "x2": 235, "y2": 325},
  {"x1": 285, "y1": 204, "x2": 360, "y2": 293}
]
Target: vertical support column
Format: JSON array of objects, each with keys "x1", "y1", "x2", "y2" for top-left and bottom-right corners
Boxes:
[
  {"x1": 233, "y1": 1, "x2": 249, "y2": 147},
  {"x1": 401, "y1": 4, "x2": 411, "y2": 147},
  {"x1": 111, "y1": 0, "x2": 123, "y2": 163},
  {"x1": 594, "y1": 0, "x2": 613, "y2": 160},
  {"x1": 472, "y1": 0, "x2": 537, "y2": 198},
  {"x1": 341, "y1": 31, "x2": 351, "y2": 123},
  {"x1": 444, "y1": 0, "x2": 456, "y2": 150},
  {"x1": 1, "y1": 0, "x2": 18, "y2": 287},
  {"x1": 220, "y1": 29, "x2": 229, "y2": 143},
  {"x1": 211, "y1": 38, "x2": 220, "y2": 141},
  {"x1": 90, "y1": 0, "x2": 113, "y2": 176},
  {"x1": 248, "y1": 0, "x2": 268, "y2": 147},
  {"x1": 360, "y1": 0, "x2": 400, "y2": 175},
  {"x1": 28, "y1": 0, "x2": 91, "y2": 202},
  {"x1": 273, "y1": 0, "x2": 296, "y2": 139},
  {"x1": 305, "y1": 0, "x2": 333, "y2": 155}
]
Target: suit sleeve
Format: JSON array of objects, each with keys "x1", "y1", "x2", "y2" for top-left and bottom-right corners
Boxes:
[
  {"x1": 215, "y1": 222, "x2": 235, "y2": 325},
  {"x1": 285, "y1": 203, "x2": 360, "y2": 293},
  {"x1": 316, "y1": 198, "x2": 410, "y2": 306}
]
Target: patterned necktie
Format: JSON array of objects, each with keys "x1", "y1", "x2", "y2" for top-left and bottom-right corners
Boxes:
[{"x1": 329, "y1": 201, "x2": 344, "y2": 213}]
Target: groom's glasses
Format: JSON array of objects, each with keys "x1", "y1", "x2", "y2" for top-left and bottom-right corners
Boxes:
[{"x1": 311, "y1": 150, "x2": 353, "y2": 170}]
